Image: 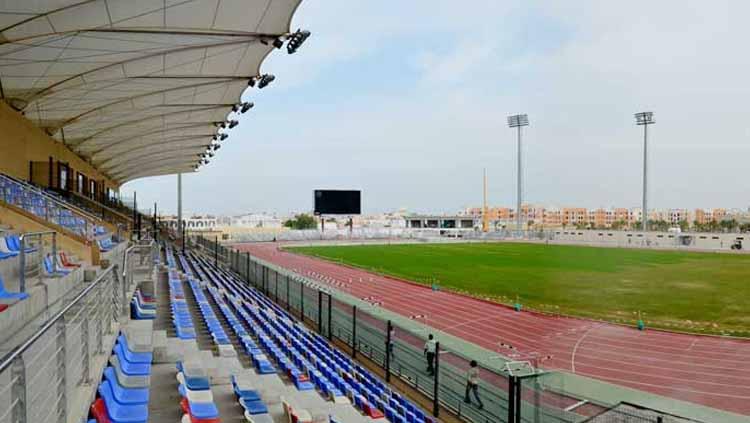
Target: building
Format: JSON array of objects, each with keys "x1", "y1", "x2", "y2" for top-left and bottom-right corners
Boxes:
[
  {"x1": 161, "y1": 214, "x2": 218, "y2": 231},
  {"x1": 230, "y1": 213, "x2": 283, "y2": 229}
]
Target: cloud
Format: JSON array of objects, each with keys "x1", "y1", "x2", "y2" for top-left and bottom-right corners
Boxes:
[{"x1": 123, "y1": 0, "x2": 750, "y2": 215}]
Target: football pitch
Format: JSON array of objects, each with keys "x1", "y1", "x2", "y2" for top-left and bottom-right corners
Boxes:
[{"x1": 288, "y1": 242, "x2": 750, "y2": 336}]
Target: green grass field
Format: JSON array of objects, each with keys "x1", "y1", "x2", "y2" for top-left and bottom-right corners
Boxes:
[{"x1": 289, "y1": 242, "x2": 750, "y2": 336}]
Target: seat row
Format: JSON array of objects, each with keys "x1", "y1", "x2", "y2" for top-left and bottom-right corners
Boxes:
[
  {"x1": 89, "y1": 329, "x2": 153, "y2": 423},
  {"x1": 0, "y1": 174, "x2": 92, "y2": 238},
  {"x1": 131, "y1": 288, "x2": 156, "y2": 320},
  {"x1": 188, "y1": 252, "x2": 433, "y2": 423},
  {"x1": 176, "y1": 360, "x2": 221, "y2": 422}
]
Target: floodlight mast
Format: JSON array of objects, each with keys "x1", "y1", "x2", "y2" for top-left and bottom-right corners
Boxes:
[
  {"x1": 635, "y1": 112, "x2": 655, "y2": 232},
  {"x1": 508, "y1": 114, "x2": 529, "y2": 234}
]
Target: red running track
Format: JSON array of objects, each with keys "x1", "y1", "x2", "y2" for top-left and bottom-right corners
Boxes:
[{"x1": 236, "y1": 243, "x2": 750, "y2": 416}]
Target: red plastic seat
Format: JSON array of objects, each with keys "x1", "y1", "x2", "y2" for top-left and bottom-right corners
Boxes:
[
  {"x1": 60, "y1": 252, "x2": 81, "y2": 268},
  {"x1": 0, "y1": 304, "x2": 8, "y2": 312},
  {"x1": 90, "y1": 398, "x2": 112, "y2": 423}
]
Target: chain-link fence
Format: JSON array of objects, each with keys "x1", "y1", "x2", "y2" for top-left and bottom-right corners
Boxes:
[{"x1": 197, "y1": 236, "x2": 714, "y2": 423}]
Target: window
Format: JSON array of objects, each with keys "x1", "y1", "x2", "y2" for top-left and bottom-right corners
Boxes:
[{"x1": 77, "y1": 173, "x2": 85, "y2": 193}]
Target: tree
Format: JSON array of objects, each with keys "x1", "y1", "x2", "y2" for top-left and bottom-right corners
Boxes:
[
  {"x1": 283, "y1": 213, "x2": 317, "y2": 230},
  {"x1": 678, "y1": 220, "x2": 690, "y2": 232}
]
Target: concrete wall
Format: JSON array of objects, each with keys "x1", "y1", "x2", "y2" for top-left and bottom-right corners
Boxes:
[
  {"x1": 548, "y1": 229, "x2": 747, "y2": 251},
  {"x1": 0, "y1": 102, "x2": 119, "y2": 190}
]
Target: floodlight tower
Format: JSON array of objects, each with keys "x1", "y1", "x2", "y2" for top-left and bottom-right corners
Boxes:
[
  {"x1": 508, "y1": 114, "x2": 529, "y2": 233},
  {"x1": 635, "y1": 112, "x2": 655, "y2": 232}
]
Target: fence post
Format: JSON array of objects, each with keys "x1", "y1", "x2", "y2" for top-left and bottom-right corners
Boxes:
[
  {"x1": 515, "y1": 375, "x2": 522, "y2": 423},
  {"x1": 52, "y1": 232, "x2": 57, "y2": 275},
  {"x1": 11, "y1": 356, "x2": 27, "y2": 423},
  {"x1": 508, "y1": 376, "x2": 516, "y2": 423},
  {"x1": 57, "y1": 314, "x2": 68, "y2": 420},
  {"x1": 214, "y1": 236, "x2": 218, "y2": 266},
  {"x1": 300, "y1": 282, "x2": 305, "y2": 321},
  {"x1": 352, "y1": 305, "x2": 357, "y2": 358},
  {"x1": 286, "y1": 276, "x2": 290, "y2": 310},
  {"x1": 385, "y1": 320, "x2": 392, "y2": 383},
  {"x1": 19, "y1": 236, "x2": 26, "y2": 293},
  {"x1": 433, "y1": 342, "x2": 440, "y2": 417},
  {"x1": 327, "y1": 293, "x2": 332, "y2": 340},
  {"x1": 317, "y1": 289, "x2": 323, "y2": 334},
  {"x1": 246, "y1": 252, "x2": 250, "y2": 285}
]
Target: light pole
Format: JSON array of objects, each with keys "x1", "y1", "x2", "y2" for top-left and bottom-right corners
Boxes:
[
  {"x1": 508, "y1": 114, "x2": 529, "y2": 234},
  {"x1": 635, "y1": 112, "x2": 655, "y2": 232}
]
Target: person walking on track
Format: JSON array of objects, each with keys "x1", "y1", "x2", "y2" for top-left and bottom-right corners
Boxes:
[
  {"x1": 464, "y1": 360, "x2": 484, "y2": 409},
  {"x1": 424, "y1": 334, "x2": 437, "y2": 375}
]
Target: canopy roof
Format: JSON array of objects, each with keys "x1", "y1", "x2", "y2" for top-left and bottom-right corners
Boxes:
[{"x1": 0, "y1": 0, "x2": 303, "y2": 183}]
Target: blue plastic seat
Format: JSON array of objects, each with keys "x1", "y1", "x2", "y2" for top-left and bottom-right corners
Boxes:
[
  {"x1": 0, "y1": 274, "x2": 28, "y2": 300},
  {"x1": 97, "y1": 380, "x2": 148, "y2": 423},
  {"x1": 187, "y1": 400, "x2": 219, "y2": 419},
  {"x1": 112, "y1": 344, "x2": 151, "y2": 376},
  {"x1": 117, "y1": 335, "x2": 153, "y2": 364},
  {"x1": 184, "y1": 375, "x2": 210, "y2": 391},
  {"x1": 103, "y1": 367, "x2": 149, "y2": 405},
  {"x1": 241, "y1": 398, "x2": 268, "y2": 415}
]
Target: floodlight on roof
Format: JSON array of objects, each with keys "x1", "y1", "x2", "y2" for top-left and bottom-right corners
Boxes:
[
  {"x1": 212, "y1": 135, "x2": 218, "y2": 141},
  {"x1": 273, "y1": 38, "x2": 284, "y2": 49},
  {"x1": 287, "y1": 29, "x2": 311, "y2": 54},
  {"x1": 240, "y1": 102, "x2": 254, "y2": 113},
  {"x1": 228, "y1": 120, "x2": 239, "y2": 129},
  {"x1": 214, "y1": 143, "x2": 221, "y2": 151},
  {"x1": 208, "y1": 151, "x2": 214, "y2": 158},
  {"x1": 220, "y1": 122, "x2": 227, "y2": 129},
  {"x1": 257, "y1": 74, "x2": 275, "y2": 89},
  {"x1": 507, "y1": 114, "x2": 529, "y2": 128},
  {"x1": 220, "y1": 133, "x2": 229, "y2": 141}
]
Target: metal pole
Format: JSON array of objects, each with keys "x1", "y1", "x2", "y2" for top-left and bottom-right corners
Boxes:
[
  {"x1": 515, "y1": 376, "x2": 522, "y2": 423},
  {"x1": 182, "y1": 225, "x2": 185, "y2": 254},
  {"x1": 352, "y1": 306, "x2": 358, "y2": 358},
  {"x1": 132, "y1": 191, "x2": 137, "y2": 238},
  {"x1": 318, "y1": 289, "x2": 323, "y2": 333},
  {"x1": 51, "y1": 233, "x2": 57, "y2": 275},
  {"x1": 300, "y1": 282, "x2": 305, "y2": 321},
  {"x1": 177, "y1": 173, "x2": 182, "y2": 244},
  {"x1": 517, "y1": 125, "x2": 522, "y2": 233},
  {"x1": 642, "y1": 124, "x2": 648, "y2": 232},
  {"x1": 286, "y1": 276, "x2": 290, "y2": 310},
  {"x1": 433, "y1": 342, "x2": 440, "y2": 417},
  {"x1": 508, "y1": 376, "x2": 516, "y2": 423},
  {"x1": 385, "y1": 320, "x2": 392, "y2": 382},
  {"x1": 246, "y1": 252, "x2": 250, "y2": 285},
  {"x1": 214, "y1": 236, "x2": 218, "y2": 267},
  {"x1": 19, "y1": 236, "x2": 26, "y2": 293},
  {"x1": 327, "y1": 293, "x2": 332, "y2": 340}
]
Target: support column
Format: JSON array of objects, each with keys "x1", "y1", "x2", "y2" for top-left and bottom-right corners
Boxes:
[{"x1": 177, "y1": 173, "x2": 183, "y2": 242}]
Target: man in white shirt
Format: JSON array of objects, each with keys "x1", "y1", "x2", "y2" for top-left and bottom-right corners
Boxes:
[
  {"x1": 464, "y1": 360, "x2": 484, "y2": 409},
  {"x1": 423, "y1": 334, "x2": 437, "y2": 375}
]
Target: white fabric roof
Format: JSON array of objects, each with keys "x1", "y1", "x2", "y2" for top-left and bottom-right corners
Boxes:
[{"x1": 0, "y1": 0, "x2": 302, "y2": 183}]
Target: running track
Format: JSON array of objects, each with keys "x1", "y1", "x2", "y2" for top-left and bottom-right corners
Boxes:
[{"x1": 235, "y1": 242, "x2": 750, "y2": 416}]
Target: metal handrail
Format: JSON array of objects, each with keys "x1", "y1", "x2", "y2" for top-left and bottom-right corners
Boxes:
[
  {"x1": 19, "y1": 231, "x2": 57, "y2": 293},
  {"x1": 0, "y1": 264, "x2": 117, "y2": 374}
]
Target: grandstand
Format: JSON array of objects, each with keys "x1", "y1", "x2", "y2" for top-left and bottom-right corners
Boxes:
[{"x1": 0, "y1": 2, "x2": 747, "y2": 423}]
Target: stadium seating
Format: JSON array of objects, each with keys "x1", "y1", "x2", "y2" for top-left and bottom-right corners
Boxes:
[
  {"x1": 90, "y1": 326, "x2": 153, "y2": 423},
  {"x1": 0, "y1": 174, "x2": 94, "y2": 238},
  {"x1": 183, "y1": 251, "x2": 432, "y2": 423}
]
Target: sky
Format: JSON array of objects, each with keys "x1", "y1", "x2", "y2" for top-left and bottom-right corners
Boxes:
[{"x1": 121, "y1": 1, "x2": 750, "y2": 216}]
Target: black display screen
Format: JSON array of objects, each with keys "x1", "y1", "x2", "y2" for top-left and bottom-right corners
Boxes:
[{"x1": 314, "y1": 190, "x2": 361, "y2": 215}]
